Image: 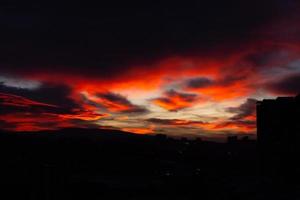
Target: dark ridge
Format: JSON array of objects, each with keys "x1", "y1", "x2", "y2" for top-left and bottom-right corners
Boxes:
[{"x1": 0, "y1": 128, "x2": 259, "y2": 200}]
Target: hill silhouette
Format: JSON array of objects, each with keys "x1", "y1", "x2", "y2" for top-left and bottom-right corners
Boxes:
[{"x1": 1, "y1": 127, "x2": 299, "y2": 199}]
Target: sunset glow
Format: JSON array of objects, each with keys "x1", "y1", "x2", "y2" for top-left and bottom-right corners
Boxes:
[{"x1": 1, "y1": 1, "x2": 300, "y2": 139}]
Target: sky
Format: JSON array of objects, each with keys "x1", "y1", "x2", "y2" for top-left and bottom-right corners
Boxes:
[{"x1": 0, "y1": 1, "x2": 300, "y2": 139}]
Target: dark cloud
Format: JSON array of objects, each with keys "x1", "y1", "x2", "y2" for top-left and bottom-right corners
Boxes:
[
  {"x1": 226, "y1": 98, "x2": 257, "y2": 120},
  {"x1": 0, "y1": 83, "x2": 108, "y2": 131},
  {"x1": 219, "y1": 73, "x2": 249, "y2": 86},
  {"x1": 266, "y1": 73, "x2": 300, "y2": 95},
  {"x1": 97, "y1": 92, "x2": 133, "y2": 106},
  {"x1": 0, "y1": 92, "x2": 57, "y2": 115},
  {"x1": 95, "y1": 92, "x2": 149, "y2": 114},
  {"x1": 183, "y1": 73, "x2": 248, "y2": 91},
  {"x1": 0, "y1": 82, "x2": 109, "y2": 129},
  {"x1": 165, "y1": 90, "x2": 197, "y2": 102},
  {"x1": 0, "y1": 82, "x2": 79, "y2": 114},
  {"x1": 242, "y1": 49, "x2": 292, "y2": 68},
  {"x1": 185, "y1": 77, "x2": 213, "y2": 89},
  {"x1": 0, "y1": 0, "x2": 297, "y2": 77}
]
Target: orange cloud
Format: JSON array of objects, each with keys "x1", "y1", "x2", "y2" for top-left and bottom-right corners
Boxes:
[
  {"x1": 122, "y1": 127, "x2": 154, "y2": 134},
  {"x1": 213, "y1": 120, "x2": 256, "y2": 132},
  {"x1": 152, "y1": 90, "x2": 200, "y2": 111}
]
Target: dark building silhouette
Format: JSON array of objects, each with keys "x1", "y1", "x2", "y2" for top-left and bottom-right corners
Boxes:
[{"x1": 257, "y1": 95, "x2": 300, "y2": 179}]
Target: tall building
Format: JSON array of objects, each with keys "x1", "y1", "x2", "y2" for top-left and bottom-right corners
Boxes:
[{"x1": 257, "y1": 95, "x2": 300, "y2": 178}]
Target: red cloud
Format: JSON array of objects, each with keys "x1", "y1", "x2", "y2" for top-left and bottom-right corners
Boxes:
[
  {"x1": 0, "y1": 91, "x2": 107, "y2": 131},
  {"x1": 0, "y1": 113, "x2": 72, "y2": 132},
  {"x1": 0, "y1": 92, "x2": 57, "y2": 108},
  {"x1": 0, "y1": 111, "x2": 107, "y2": 132}
]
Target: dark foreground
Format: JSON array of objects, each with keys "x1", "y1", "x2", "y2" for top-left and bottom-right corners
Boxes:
[{"x1": 0, "y1": 128, "x2": 299, "y2": 200}]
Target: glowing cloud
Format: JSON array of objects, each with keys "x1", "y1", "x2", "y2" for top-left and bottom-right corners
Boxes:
[{"x1": 151, "y1": 90, "x2": 199, "y2": 111}]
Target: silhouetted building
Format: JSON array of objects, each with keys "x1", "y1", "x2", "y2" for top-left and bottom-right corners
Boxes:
[
  {"x1": 257, "y1": 95, "x2": 300, "y2": 179},
  {"x1": 227, "y1": 136, "x2": 238, "y2": 144}
]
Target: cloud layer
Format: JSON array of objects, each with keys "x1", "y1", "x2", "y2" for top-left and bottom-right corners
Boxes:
[{"x1": 0, "y1": 1, "x2": 300, "y2": 138}]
